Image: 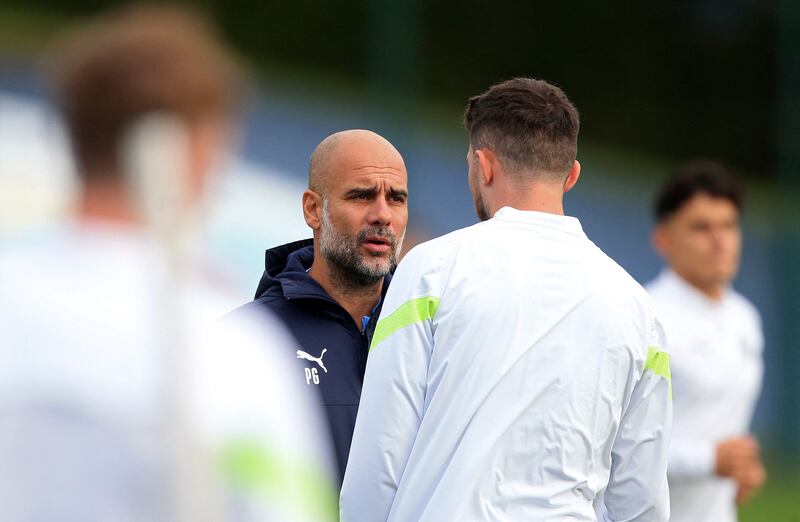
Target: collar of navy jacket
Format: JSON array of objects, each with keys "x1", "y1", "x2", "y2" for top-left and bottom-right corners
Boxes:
[{"x1": 253, "y1": 238, "x2": 392, "y2": 339}]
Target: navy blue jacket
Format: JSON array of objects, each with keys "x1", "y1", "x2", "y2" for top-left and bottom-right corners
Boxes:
[{"x1": 240, "y1": 239, "x2": 390, "y2": 484}]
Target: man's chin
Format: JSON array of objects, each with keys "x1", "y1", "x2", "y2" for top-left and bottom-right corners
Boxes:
[
  {"x1": 696, "y1": 271, "x2": 735, "y2": 291},
  {"x1": 708, "y1": 263, "x2": 737, "y2": 283},
  {"x1": 359, "y1": 258, "x2": 393, "y2": 276}
]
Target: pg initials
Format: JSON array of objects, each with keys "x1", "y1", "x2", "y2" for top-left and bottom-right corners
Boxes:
[{"x1": 305, "y1": 367, "x2": 320, "y2": 385}]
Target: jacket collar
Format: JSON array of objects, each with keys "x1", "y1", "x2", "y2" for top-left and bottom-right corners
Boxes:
[
  {"x1": 493, "y1": 206, "x2": 586, "y2": 237},
  {"x1": 254, "y1": 239, "x2": 393, "y2": 305},
  {"x1": 656, "y1": 268, "x2": 730, "y2": 309}
]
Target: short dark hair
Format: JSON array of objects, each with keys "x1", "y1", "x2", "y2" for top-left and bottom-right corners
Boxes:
[
  {"x1": 464, "y1": 77, "x2": 579, "y2": 180},
  {"x1": 48, "y1": 4, "x2": 242, "y2": 181},
  {"x1": 654, "y1": 160, "x2": 744, "y2": 222}
]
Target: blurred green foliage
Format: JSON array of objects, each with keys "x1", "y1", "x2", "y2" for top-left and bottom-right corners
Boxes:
[
  {"x1": 0, "y1": 5, "x2": 73, "y2": 54},
  {"x1": 0, "y1": 0, "x2": 778, "y2": 176}
]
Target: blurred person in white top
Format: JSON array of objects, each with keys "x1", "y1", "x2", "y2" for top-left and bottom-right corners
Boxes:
[
  {"x1": 341, "y1": 78, "x2": 672, "y2": 522},
  {"x1": 0, "y1": 6, "x2": 335, "y2": 522},
  {"x1": 646, "y1": 160, "x2": 765, "y2": 522}
]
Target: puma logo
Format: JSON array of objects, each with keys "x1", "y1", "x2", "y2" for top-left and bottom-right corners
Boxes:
[{"x1": 297, "y1": 348, "x2": 328, "y2": 373}]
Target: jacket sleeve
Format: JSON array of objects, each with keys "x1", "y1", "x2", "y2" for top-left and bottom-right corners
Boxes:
[
  {"x1": 339, "y1": 246, "x2": 441, "y2": 522},
  {"x1": 664, "y1": 330, "x2": 716, "y2": 479},
  {"x1": 600, "y1": 318, "x2": 672, "y2": 522},
  {"x1": 667, "y1": 439, "x2": 716, "y2": 479}
]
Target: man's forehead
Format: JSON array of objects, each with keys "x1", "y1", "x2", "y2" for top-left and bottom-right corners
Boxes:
[
  {"x1": 680, "y1": 194, "x2": 738, "y2": 215},
  {"x1": 310, "y1": 129, "x2": 405, "y2": 194},
  {"x1": 332, "y1": 151, "x2": 407, "y2": 185},
  {"x1": 667, "y1": 201, "x2": 738, "y2": 230},
  {"x1": 337, "y1": 143, "x2": 404, "y2": 169},
  {"x1": 336, "y1": 168, "x2": 408, "y2": 190}
]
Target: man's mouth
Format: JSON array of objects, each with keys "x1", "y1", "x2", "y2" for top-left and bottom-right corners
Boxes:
[{"x1": 362, "y1": 235, "x2": 391, "y2": 254}]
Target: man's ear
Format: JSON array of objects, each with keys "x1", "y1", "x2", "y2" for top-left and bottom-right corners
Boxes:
[
  {"x1": 475, "y1": 148, "x2": 496, "y2": 186},
  {"x1": 652, "y1": 224, "x2": 669, "y2": 257},
  {"x1": 302, "y1": 189, "x2": 323, "y2": 230},
  {"x1": 563, "y1": 160, "x2": 581, "y2": 193}
]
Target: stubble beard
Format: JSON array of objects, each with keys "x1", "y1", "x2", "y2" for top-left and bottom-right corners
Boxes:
[
  {"x1": 319, "y1": 199, "x2": 403, "y2": 290},
  {"x1": 470, "y1": 169, "x2": 491, "y2": 222}
]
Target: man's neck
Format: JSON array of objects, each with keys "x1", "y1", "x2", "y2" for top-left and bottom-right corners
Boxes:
[
  {"x1": 308, "y1": 256, "x2": 383, "y2": 330},
  {"x1": 673, "y1": 269, "x2": 726, "y2": 302},
  {"x1": 699, "y1": 285, "x2": 724, "y2": 301},
  {"x1": 489, "y1": 181, "x2": 565, "y2": 216}
]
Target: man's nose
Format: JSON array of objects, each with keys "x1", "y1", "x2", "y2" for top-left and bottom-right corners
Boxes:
[
  {"x1": 367, "y1": 197, "x2": 392, "y2": 225},
  {"x1": 709, "y1": 227, "x2": 734, "y2": 253},
  {"x1": 709, "y1": 226, "x2": 727, "y2": 245}
]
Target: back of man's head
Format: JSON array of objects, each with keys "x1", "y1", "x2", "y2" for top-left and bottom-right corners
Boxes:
[
  {"x1": 48, "y1": 5, "x2": 242, "y2": 183},
  {"x1": 464, "y1": 78, "x2": 579, "y2": 182},
  {"x1": 654, "y1": 160, "x2": 743, "y2": 223}
]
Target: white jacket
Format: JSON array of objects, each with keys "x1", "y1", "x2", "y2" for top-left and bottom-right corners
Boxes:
[
  {"x1": 0, "y1": 222, "x2": 336, "y2": 522},
  {"x1": 647, "y1": 270, "x2": 763, "y2": 522},
  {"x1": 341, "y1": 207, "x2": 672, "y2": 522}
]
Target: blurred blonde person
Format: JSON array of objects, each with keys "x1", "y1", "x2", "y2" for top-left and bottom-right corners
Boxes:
[
  {"x1": 647, "y1": 161, "x2": 765, "y2": 522},
  {"x1": 0, "y1": 6, "x2": 335, "y2": 521}
]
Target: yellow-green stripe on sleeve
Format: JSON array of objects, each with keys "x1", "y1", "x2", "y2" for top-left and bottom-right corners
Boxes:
[
  {"x1": 645, "y1": 346, "x2": 672, "y2": 398},
  {"x1": 370, "y1": 296, "x2": 440, "y2": 351}
]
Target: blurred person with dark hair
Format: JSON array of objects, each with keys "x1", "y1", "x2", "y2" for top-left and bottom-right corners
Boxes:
[
  {"x1": 236, "y1": 129, "x2": 409, "y2": 484},
  {"x1": 0, "y1": 5, "x2": 335, "y2": 521},
  {"x1": 646, "y1": 161, "x2": 765, "y2": 522},
  {"x1": 341, "y1": 78, "x2": 671, "y2": 521}
]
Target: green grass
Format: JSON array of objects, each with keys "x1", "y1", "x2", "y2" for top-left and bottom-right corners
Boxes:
[{"x1": 739, "y1": 464, "x2": 800, "y2": 522}]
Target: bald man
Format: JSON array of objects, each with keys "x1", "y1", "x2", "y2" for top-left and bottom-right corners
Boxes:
[{"x1": 238, "y1": 129, "x2": 408, "y2": 483}]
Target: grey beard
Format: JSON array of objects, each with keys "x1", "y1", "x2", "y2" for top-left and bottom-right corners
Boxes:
[{"x1": 319, "y1": 201, "x2": 401, "y2": 290}]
